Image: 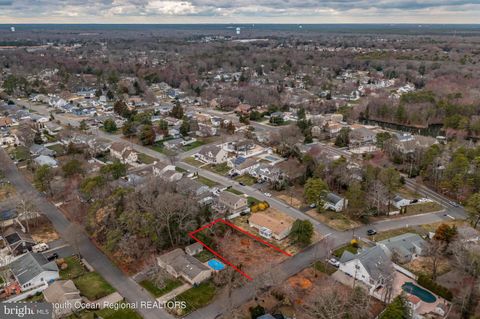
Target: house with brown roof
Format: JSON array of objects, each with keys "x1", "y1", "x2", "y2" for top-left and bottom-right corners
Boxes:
[
  {"x1": 248, "y1": 212, "x2": 293, "y2": 240},
  {"x1": 43, "y1": 280, "x2": 82, "y2": 318}
]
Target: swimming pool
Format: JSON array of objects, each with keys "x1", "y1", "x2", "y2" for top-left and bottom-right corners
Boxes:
[
  {"x1": 402, "y1": 282, "x2": 437, "y2": 303},
  {"x1": 207, "y1": 259, "x2": 225, "y2": 271}
]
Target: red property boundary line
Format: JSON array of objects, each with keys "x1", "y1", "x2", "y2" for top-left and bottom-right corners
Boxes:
[{"x1": 188, "y1": 218, "x2": 292, "y2": 281}]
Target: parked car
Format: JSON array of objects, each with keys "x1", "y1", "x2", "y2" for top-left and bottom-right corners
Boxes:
[
  {"x1": 32, "y1": 243, "x2": 49, "y2": 253},
  {"x1": 449, "y1": 200, "x2": 460, "y2": 207},
  {"x1": 367, "y1": 229, "x2": 377, "y2": 236},
  {"x1": 309, "y1": 203, "x2": 317, "y2": 208},
  {"x1": 264, "y1": 192, "x2": 272, "y2": 197},
  {"x1": 46, "y1": 253, "x2": 59, "y2": 261},
  {"x1": 327, "y1": 258, "x2": 340, "y2": 268},
  {"x1": 239, "y1": 182, "x2": 245, "y2": 186}
]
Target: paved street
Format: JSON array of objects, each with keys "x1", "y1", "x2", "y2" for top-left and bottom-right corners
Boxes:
[
  {"x1": 19, "y1": 100, "x2": 470, "y2": 319},
  {"x1": 0, "y1": 149, "x2": 172, "y2": 319}
]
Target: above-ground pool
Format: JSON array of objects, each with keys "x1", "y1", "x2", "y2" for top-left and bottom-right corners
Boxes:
[
  {"x1": 207, "y1": 259, "x2": 225, "y2": 271},
  {"x1": 402, "y1": 282, "x2": 437, "y2": 303}
]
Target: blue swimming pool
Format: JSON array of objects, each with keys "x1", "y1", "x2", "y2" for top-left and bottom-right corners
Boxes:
[
  {"x1": 402, "y1": 282, "x2": 437, "y2": 303},
  {"x1": 207, "y1": 259, "x2": 225, "y2": 271}
]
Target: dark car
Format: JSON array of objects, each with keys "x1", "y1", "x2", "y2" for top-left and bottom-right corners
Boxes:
[
  {"x1": 239, "y1": 182, "x2": 245, "y2": 186},
  {"x1": 46, "y1": 253, "x2": 59, "y2": 261},
  {"x1": 367, "y1": 229, "x2": 377, "y2": 236}
]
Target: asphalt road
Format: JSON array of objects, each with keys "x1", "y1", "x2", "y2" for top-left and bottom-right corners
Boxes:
[
  {"x1": 20, "y1": 100, "x2": 470, "y2": 319},
  {"x1": 0, "y1": 149, "x2": 172, "y2": 319}
]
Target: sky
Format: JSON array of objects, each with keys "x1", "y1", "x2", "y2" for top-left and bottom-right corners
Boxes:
[{"x1": 1, "y1": 0, "x2": 480, "y2": 24}]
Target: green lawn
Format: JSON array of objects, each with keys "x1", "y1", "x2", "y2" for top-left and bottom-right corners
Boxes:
[
  {"x1": 193, "y1": 250, "x2": 214, "y2": 263},
  {"x1": 204, "y1": 163, "x2": 230, "y2": 175},
  {"x1": 372, "y1": 227, "x2": 423, "y2": 242},
  {"x1": 175, "y1": 166, "x2": 187, "y2": 173},
  {"x1": 47, "y1": 143, "x2": 65, "y2": 155},
  {"x1": 60, "y1": 256, "x2": 86, "y2": 280},
  {"x1": 247, "y1": 196, "x2": 261, "y2": 206},
  {"x1": 234, "y1": 174, "x2": 257, "y2": 186},
  {"x1": 140, "y1": 278, "x2": 183, "y2": 298},
  {"x1": 333, "y1": 244, "x2": 359, "y2": 258},
  {"x1": 313, "y1": 262, "x2": 337, "y2": 275},
  {"x1": 24, "y1": 292, "x2": 44, "y2": 302},
  {"x1": 150, "y1": 142, "x2": 166, "y2": 154},
  {"x1": 226, "y1": 188, "x2": 243, "y2": 195},
  {"x1": 73, "y1": 272, "x2": 116, "y2": 301},
  {"x1": 172, "y1": 281, "x2": 216, "y2": 315},
  {"x1": 137, "y1": 153, "x2": 156, "y2": 164},
  {"x1": 196, "y1": 176, "x2": 218, "y2": 187},
  {"x1": 68, "y1": 302, "x2": 142, "y2": 319},
  {"x1": 183, "y1": 157, "x2": 204, "y2": 167},
  {"x1": 11, "y1": 146, "x2": 30, "y2": 162},
  {"x1": 182, "y1": 141, "x2": 205, "y2": 151}
]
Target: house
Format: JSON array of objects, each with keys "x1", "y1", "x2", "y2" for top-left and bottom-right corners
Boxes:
[
  {"x1": 151, "y1": 162, "x2": 183, "y2": 182},
  {"x1": 196, "y1": 123, "x2": 217, "y2": 137},
  {"x1": 392, "y1": 134, "x2": 438, "y2": 155},
  {"x1": 378, "y1": 233, "x2": 427, "y2": 263},
  {"x1": 185, "y1": 242, "x2": 203, "y2": 256},
  {"x1": 176, "y1": 178, "x2": 211, "y2": 198},
  {"x1": 8, "y1": 252, "x2": 59, "y2": 291},
  {"x1": 0, "y1": 116, "x2": 14, "y2": 128},
  {"x1": 43, "y1": 280, "x2": 82, "y2": 318},
  {"x1": 163, "y1": 138, "x2": 184, "y2": 150},
  {"x1": 157, "y1": 248, "x2": 211, "y2": 285},
  {"x1": 196, "y1": 145, "x2": 228, "y2": 164},
  {"x1": 29, "y1": 144, "x2": 55, "y2": 157},
  {"x1": 228, "y1": 157, "x2": 260, "y2": 176},
  {"x1": 269, "y1": 111, "x2": 285, "y2": 124},
  {"x1": 248, "y1": 213, "x2": 293, "y2": 240},
  {"x1": 349, "y1": 127, "x2": 376, "y2": 146},
  {"x1": 324, "y1": 192, "x2": 348, "y2": 212},
  {"x1": 109, "y1": 141, "x2": 138, "y2": 165},
  {"x1": 338, "y1": 246, "x2": 392, "y2": 293},
  {"x1": 406, "y1": 295, "x2": 422, "y2": 314},
  {"x1": 217, "y1": 191, "x2": 248, "y2": 214},
  {"x1": 43, "y1": 122, "x2": 63, "y2": 136},
  {"x1": 391, "y1": 195, "x2": 411, "y2": 209},
  {"x1": 34, "y1": 155, "x2": 58, "y2": 167},
  {"x1": 2, "y1": 227, "x2": 36, "y2": 256},
  {"x1": 235, "y1": 104, "x2": 253, "y2": 114}
]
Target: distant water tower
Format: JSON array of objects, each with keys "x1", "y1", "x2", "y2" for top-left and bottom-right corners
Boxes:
[
  {"x1": 10, "y1": 26, "x2": 15, "y2": 32},
  {"x1": 236, "y1": 27, "x2": 240, "y2": 35}
]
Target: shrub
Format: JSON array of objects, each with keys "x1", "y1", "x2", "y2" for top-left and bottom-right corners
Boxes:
[{"x1": 417, "y1": 274, "x2": 453, "y2": 301}]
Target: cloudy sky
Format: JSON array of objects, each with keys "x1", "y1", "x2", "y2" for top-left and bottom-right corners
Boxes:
[{"x1": 1, "y1": 0, "x2": 480, "y2": 23}]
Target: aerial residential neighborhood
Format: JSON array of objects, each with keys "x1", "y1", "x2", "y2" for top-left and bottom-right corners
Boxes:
[{"x1": 0, "y1": 7, "x2": 480, "y2": 319}]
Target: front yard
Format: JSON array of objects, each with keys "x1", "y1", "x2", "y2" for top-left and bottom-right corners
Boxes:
[
  {"x1": 183, "y1": 157, "x2": 204, "y2": 167},
  {"x1": 171, "y1": 280, "x2": 216, "y2": 316},
  {"x1": 59, "y1": 256, "x2": 86, "y2": 280},
  {"x1": 137, "y1": 153, "x2": 156, "y2": 165},
  {"x1": 234, "y1": 174, "x2": 257, "y2": 186},
  {"x1": 139, "y1": 278, "x2": 183, "y2": 298},
  {"x1": 196, "y1": 176, "x2": 218, "y2": 187},
  {"x1": 204, "y1": 163, "x2": 230, "y2": 175},
  {"x1": 73, "y1": 272, "x2": 116, "y2": 301},
  {"x1": 307, "y1": 210, "x2": 360, "y2": 231}
]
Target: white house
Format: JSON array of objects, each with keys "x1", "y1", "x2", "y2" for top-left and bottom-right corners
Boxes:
[
  {"x1": 338, "y1": 246, "x2": 392, "y2": 293},
  {"x1": 324, "y1": 192, "x2": 348, "y2": 212},
  {"x1": 196, "y1": 145, "x2": 228, "y2": 164},
  {"x1": 391, "y1": 195, "x2": 411, "y2": 209},
  {"x1": 109, "y1": 141, "x2": 138, "y2": 166},
  {"x1": 8, "y1": 252, "x2": 59, "y2": 292}
]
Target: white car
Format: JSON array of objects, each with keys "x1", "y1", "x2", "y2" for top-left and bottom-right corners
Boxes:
[
  {"x1": 32, "y1": 243, "x2": 49, "y2": 253},
  {"x1": 327, "y1": 258, "x2": 340, "y2": 268},
  {"x1": 264, "y1": 192, "x2": 272, "y2": 197}
]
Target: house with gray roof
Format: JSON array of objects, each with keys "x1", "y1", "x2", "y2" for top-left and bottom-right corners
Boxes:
[
  {"x1": 217, "y1": 191, "x2": 248, "y2": 215},
  {"x1": 8, "y1": 252, "x2": 59, "y2": 291},
  {"x1": 157, "y1": 248, "x2": 211, "y2": 285},
  {"x1": 3, "y1": 227, "x2": 36, "y2": 256},
  {"x1": 338, "y1": 246, "x2": 392, "y2": 293},
  {"x1": 43, "y1": 280, "x2": 82, "y2": 318},
  {"x1": 324, "y1": 192, "x2": 348, "y2": 212},
  {"x1": 34, "y1": 155, "x2": 58, "y2": 167},
  {"x1": 378, "y1": 233, "x2": 427, "y2": 264},
  {"x1": 29, "y1": 144, "x2": 55, "y2": 157},
  {"x1": 195, "y1": 145, "x2": 228, "y2": 164}
]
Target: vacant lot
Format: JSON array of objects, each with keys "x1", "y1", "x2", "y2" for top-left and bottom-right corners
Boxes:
[{"x1": 306, "y1": 210, "x2": 360, "y2": 231}]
